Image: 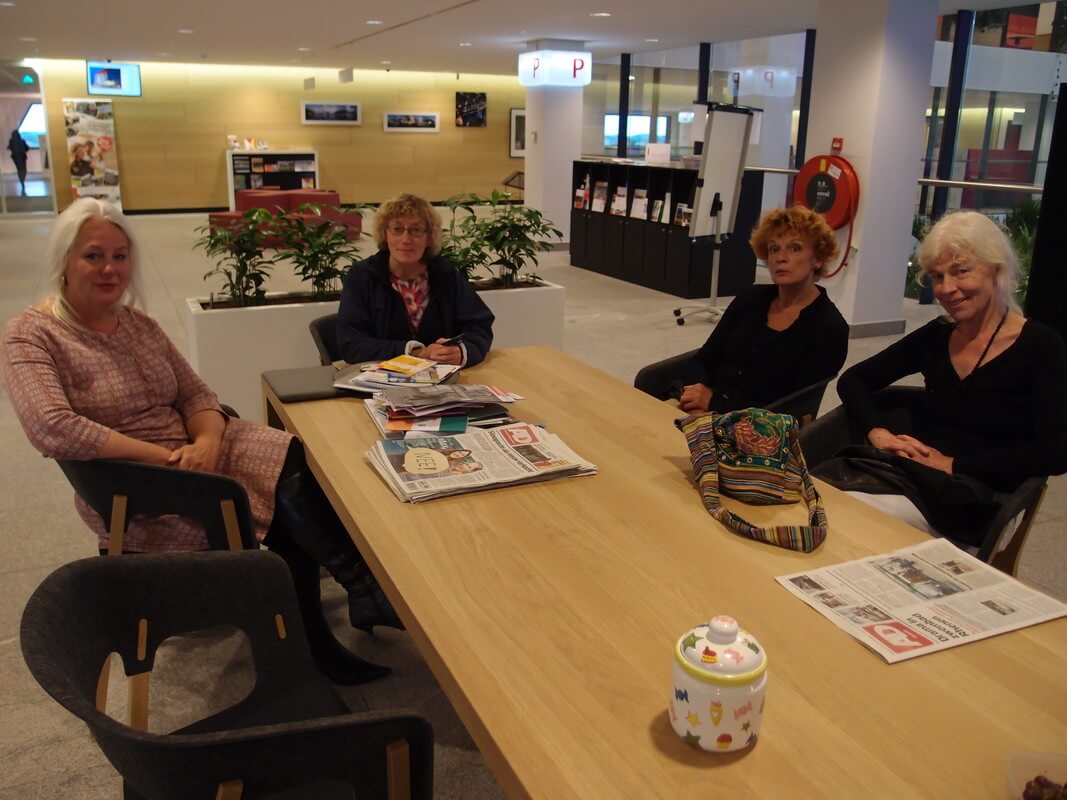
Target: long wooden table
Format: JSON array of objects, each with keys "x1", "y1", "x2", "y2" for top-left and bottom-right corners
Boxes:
[{"x1": 263, "y1": 346, "x2": 1067, "y2": 799}]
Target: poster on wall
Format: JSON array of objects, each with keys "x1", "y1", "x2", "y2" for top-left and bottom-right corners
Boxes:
[
  {"x1": 455, "y1": 92, "x2": 487, "y2": 127},
  {"x1": 63, "y1": 98, "x2": 121, "y2": 205}
]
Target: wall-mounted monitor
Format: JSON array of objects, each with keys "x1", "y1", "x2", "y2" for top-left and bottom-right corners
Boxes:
[{"x1": 86, "y1": 61, "x2": 142, "y2": 97}]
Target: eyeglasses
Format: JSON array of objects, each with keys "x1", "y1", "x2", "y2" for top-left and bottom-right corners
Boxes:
[{"x1": 386, "y1": 224, "x2": 429, "y2": 238}]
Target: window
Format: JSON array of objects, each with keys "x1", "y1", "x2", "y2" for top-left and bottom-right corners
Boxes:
[
  {"x1": 604, "y1": 114, "x2": 670, "y2": 150},
  {"x1": 17, "y1": 102, "x2": 46, "y2": 148}
]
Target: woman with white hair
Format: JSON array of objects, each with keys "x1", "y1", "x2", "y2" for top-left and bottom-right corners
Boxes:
[
  {"x1": 3, "y1": 198, "x2": 401, "y2": 684},
  {"x1": 827, "y1": 210, "x2": 1067, "y2": 543}
]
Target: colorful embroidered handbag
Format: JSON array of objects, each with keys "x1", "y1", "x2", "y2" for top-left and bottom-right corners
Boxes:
[{"x1": 679, "y1": 408, "x2": 827, "y2": 553}]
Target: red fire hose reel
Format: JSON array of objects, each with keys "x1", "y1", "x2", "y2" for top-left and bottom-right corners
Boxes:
[{"x1": 793, "y1": 154, "x2": 860, "y2": 278}]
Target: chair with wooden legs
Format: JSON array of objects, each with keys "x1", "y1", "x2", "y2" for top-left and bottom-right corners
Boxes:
[{"x1": 20, "y1": 550, "x2": 433, "y2": 800}]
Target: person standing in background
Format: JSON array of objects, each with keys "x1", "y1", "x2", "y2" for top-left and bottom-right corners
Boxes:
[{"x1": 7, "y1": 129, "x2": 29, "y2": 195}]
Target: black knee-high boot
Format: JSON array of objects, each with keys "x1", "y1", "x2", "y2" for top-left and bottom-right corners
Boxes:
[
  {"x1": 274, "y1": 440, "x2": 404, "y2": 637},
  {"x1": 263, "y1": 532, "x2": 390, "y2": 684}
]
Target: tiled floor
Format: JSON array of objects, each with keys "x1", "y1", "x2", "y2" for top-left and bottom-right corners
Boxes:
[{"x1": 0, "y1": 211, "x2": 1064, "y2": 798}]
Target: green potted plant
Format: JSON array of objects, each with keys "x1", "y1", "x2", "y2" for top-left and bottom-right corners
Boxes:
[
  {"x1": 1004, "y1": 196, "x2": 1038, "y2": 306},
  {"x1": 275, "y1": 203, "x2": 365, "y2": 298},
  {"x1": 193, "y1": 207, "x2": 277, "y2": 307},
  {"x1": 440, "y1": 189, "x2": 563, "y2": 288}
]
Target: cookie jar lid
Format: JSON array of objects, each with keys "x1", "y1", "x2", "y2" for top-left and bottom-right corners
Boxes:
[{"x1": 674, "y1": 615, "x2": 767, "y2": 685}]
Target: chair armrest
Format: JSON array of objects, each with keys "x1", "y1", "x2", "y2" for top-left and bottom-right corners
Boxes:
[
  {"x1": 974, "y1": 476, "x2": 1047, "y2": 564},
  {"x1": 106, "y1": 711, "x2": 434, "y2": 800},
  {"x1": 765, "y1": 377, "x2": 833, "y2": 426}
]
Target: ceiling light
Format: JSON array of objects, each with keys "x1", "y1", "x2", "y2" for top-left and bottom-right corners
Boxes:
[
  {"x1": 366, "y1": 19, "x2": 382, "y2": 25},
  {"x1": 178, "y1": 28, "x2": 194, "y2": 34},
  {"x1": 590, "y1": 12, "x2": 612, "y2": 17},
  {"x1": 297, "y1": 47, "x2": 310, "y2": 52},
  {"x1": 0, "y1": 2, "x2": 17, "y2": 7},
  {"x1": 459, "y1": 42, "x2": 471, "y2": 47},
  {"x1": 19, "y1": 36, "x2": 35, "y2": 42},
  {"x1": 645, "y1": 38, "x2": 659, "y2": 43},
  {"x1": 155, "y1": 51, "x2": 171, "y2": 57},
  {"x1": 628, "y1": 75, "x2": 635, "y2": 81},
  {"x1": 380, "y1": 60, "x2": 391, "y2": 65}
]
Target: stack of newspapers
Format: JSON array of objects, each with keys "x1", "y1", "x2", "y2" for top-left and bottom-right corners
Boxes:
[
  {"x1": 365, "y1": 422, "x2": 597, "y2": 502},
  {"x1": 333, "y1": 355, "x2": 460, "y2": 393}
]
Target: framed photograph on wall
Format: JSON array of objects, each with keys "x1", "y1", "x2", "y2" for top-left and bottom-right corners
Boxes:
[
  {"x1": 301, "y1": 102, "x2": 362, "y2": 126},
  {"x1": 456, "y1": 92, "x2": 487, "y2": 127},
  {"x1": 383, "y1": 112, "x2": 440, "y2": 133},
  {"x1": 509, "y1": 108, "x2": 526, "y2": 157}
]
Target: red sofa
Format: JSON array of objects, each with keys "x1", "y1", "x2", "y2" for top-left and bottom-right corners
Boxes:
[{"x1": 208, "y1": 189, "x2": 363, "y2": 243}]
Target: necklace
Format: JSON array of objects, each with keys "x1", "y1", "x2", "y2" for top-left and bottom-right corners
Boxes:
[{"x1": 961, "y1": 309, "x2": 1008, "y2": 377}]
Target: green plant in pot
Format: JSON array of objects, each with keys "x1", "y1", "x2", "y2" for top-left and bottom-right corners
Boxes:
[
  {"x1": 193, "y1": 207, "x2": 277, "y2": 307},
  {"x1": 275, "y1": 203, "x2": 365, "y2": 298},
  {"x1": 1004, "y1": 196, "x2": 1039, "y2": 306},
  {"x1": 441, "y1": 189, "x2": 563, "y2": 288}
]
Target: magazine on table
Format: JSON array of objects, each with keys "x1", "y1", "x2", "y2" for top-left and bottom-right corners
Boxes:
[
  {"x1": 333, "y1": 362, "x2": 460, "y2": 392},
  {"x1": 776, "y1": 539, "x2": 1067, "y2": 663},
  {"x1": 364, "y1": 397, "x2": 513, "y2": 439},
  {"x1": 365, "y1": 422, "x2": 597, "y2": 502}
]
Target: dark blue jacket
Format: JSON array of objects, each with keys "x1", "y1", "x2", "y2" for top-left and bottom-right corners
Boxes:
[{"x1": 336, "y1": 249, "x2": 494, "y2": 365}]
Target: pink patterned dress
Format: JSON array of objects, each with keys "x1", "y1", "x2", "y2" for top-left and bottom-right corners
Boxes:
[{"x1": 3, "y1": 305, "x2": 292, "y2": 552}]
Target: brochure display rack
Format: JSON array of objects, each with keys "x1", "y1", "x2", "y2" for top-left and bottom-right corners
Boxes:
[
  {"x1": 225, "y1": 150, "x2": 319, "y2": 210},
  {"x1": 570, "y1": 159, "x2": 761, "y2": 299}
]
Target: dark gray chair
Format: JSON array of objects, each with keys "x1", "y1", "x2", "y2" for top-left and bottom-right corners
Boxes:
[
  {"x1": 57, "y1": 458, "x2": 256, "y2": 555},
  {"x1": 799, "y1": 385, "x2": 1048, "y2": 573},
  {"x1": 634, "y1": 348, "x2": 833, "y2": 427},
  {"x1": 310, "y1": 313, "x2": 340, "y2": 366},
  {"x1": 20, "y1": 550, "x2": 433, "y2": 800}
]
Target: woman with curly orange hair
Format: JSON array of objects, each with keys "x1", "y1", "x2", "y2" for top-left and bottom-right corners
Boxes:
[{"x1": 635, "y1": 205, "x2": 848, "y2": 416}]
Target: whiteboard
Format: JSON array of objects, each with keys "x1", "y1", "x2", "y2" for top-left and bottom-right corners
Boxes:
[{"x1": 690, "y1": 105, "x2": 752, "y2": 238}]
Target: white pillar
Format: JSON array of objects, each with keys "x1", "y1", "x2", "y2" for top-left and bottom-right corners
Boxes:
[
  {"x1": 524, "y1": 86, "x2": 583, "y2": 241},
  {"x1": 806, "y1": 0, "x2": 938, "y2": 335}
]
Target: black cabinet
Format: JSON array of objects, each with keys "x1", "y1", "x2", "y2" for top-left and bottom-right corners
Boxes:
[{"x1": 569, "y1": 160, "x2": 761, "y2": 299}]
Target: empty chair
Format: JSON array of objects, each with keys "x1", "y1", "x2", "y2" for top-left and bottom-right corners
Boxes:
[
  {"x1": 20, "y1": 550, "x2": 433, "y2": 800},
  {"x1": 310, "y1": 313, "x2": 340, "y2": 366}
]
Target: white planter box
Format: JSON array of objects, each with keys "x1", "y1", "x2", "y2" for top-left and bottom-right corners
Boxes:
[
  {"x1": 186, "y1": 294, "x2": 338, "y2": 422},
  {"x1": 185, "y1": 280, "x2": 565, "y2": 423},
  {"x1": 478, "y1": 279, "x2": 565, "y2": 350}
]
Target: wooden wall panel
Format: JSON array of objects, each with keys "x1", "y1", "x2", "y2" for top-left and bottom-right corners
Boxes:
[{"x1": 41, "y1": 60, "x2": 525, "y2": 211}]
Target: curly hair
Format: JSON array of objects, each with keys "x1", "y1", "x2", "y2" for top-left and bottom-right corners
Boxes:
[
  {"x1": 372, "y1": 193, "x2": 442, "y2": 256},
  {"x1": 748, "y1": 206, "x2": 839, "y2": 277}
]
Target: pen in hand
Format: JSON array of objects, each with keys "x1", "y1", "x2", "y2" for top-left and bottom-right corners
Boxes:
[{"x1": 439, "y1": 334, "x2": 465, "y2": 347}]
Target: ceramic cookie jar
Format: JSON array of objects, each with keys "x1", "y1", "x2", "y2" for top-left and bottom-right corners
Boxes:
[{"x1": 669, "y1": 615, "x2": 767, "y2": 752}]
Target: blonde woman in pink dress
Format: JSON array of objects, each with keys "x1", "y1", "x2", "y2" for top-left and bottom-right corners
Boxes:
[{"x1": 3, "y1": 198, "x2": 401, "y2": 684}]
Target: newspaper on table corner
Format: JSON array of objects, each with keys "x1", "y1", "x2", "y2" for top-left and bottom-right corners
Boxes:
[
  {"x1": 365, "y1": 422, "x2": 596, "y2": 502},
  {"x1": 776, "y1": 538, "x2": 1067, "y2": 663}
]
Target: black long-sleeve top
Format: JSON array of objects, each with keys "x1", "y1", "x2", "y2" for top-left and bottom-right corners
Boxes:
[
  {"x1": 336, "y1": 250, "x2": 494, "y2": 365},
  {"x1": 836, "y1": 317, "x2": 1067, "y2": 491},
  {"x1": 699, "y1": 284, "x2": 849, "y2": 412}
]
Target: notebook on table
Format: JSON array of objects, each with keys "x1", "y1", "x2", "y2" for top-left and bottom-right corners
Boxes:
[{"x1": 262, "y1": 365, "x2": 364, "y2": 403}]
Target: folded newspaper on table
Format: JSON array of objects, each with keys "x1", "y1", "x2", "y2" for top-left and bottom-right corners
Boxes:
[
  {"x1": 378, "y1": 384, "x2": 521, "y2": 417},
  {"x1": 366, "y1": 422, "x2": 597, "y2": 502},
  {"x1": 776, "y1": 539, "x2": 1067, "y2": 663}
]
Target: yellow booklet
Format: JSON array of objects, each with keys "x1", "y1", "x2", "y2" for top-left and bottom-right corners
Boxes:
[{"x1": 377, "y1": 354, "x2": 436, "y2": 376}]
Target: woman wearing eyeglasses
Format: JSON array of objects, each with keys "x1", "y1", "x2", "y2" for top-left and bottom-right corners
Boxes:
[
  {"x1": 336, "y1": 192, "x2": 494, "y2": 365},
  {"x1": 821, "y1": 210, "x2": 1067, "y2": 543}
]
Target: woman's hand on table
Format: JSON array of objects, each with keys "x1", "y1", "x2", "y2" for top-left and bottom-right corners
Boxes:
[
  {"x1": 679, "y1": 383, "x2": 713, "y2": 414},
  {"x1": 421, "y1": 339, "x2": 462, "y2": 365}
]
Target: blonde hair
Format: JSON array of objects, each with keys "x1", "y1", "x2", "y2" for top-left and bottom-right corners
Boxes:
[
  {"x1": 372, "y1": 193, "x2": 442, "y2": 256},
  {"x1": 45, "y1": 198, "x2": 145, "y2": 326},
  {"x1": 749, "y1": 205, "x2": 839, "y2": 278},
  {"x1": 916, "y1": 210, "x2": 1021, "y2": 313}
]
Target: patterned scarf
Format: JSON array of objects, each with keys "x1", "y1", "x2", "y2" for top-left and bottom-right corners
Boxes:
[{"x1": 390, "y1": 272, "x2": 430, "y2": 335}]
